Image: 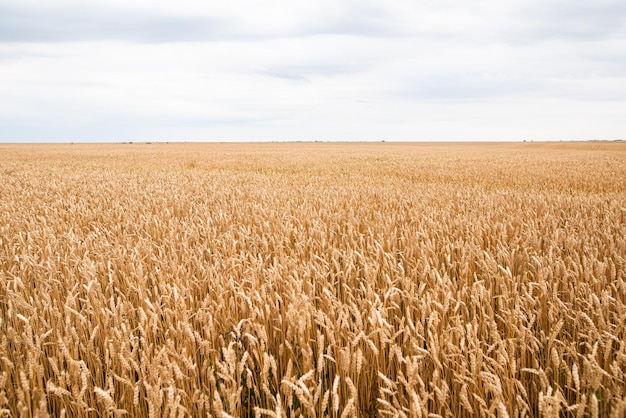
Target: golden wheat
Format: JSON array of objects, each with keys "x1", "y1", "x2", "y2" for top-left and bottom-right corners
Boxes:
[{"x1": 0, "y1": 141, "x2": 625, "y2": 417}]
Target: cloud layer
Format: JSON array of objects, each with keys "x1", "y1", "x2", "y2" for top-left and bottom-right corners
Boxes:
[{"x1": 1, "y1": 0, "x2": 625, "y2": 141}]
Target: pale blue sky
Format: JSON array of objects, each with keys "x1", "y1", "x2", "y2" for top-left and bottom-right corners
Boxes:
[{"x1": 1, "y1": 0, "x2": 625, "y2": 142}]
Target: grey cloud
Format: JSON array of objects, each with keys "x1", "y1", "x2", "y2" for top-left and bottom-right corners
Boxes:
[
  {"x1": 511, "y1": 1, "x2": 626, "y2": 43},
  {"x1": 396, "y1": 70, "x2": 626, "y2": 102},
  {"x1": 262, "y1": 71, "x2": 309, "y2": 82},
  {"x1": 167, "y1": 115, "x2": 276, "y2": 127},
  {"x1": 396, "y1": 74, "x2": 543, "y2": 101},
  {"x1": 0, "y1": 5, "x2": 233, "y2": 43},
  {"x1": 0, "y1": 49, "x2": 56, "y2": 62},
  {"x1": 0, "y1": 112, "x2": 276, "y2": 143},
  {"x1": 300, "y1": 5, "x2": 402, "y2": 39},
  {"x1": 261, "y1": 63, "x2": 366, "y2": 82},
  {"x1": 0, "y1": 3, "x2": 402, "y2": 43},
  {"x1": 582, "y1": 52, "x2": 626, "y2": 77}
]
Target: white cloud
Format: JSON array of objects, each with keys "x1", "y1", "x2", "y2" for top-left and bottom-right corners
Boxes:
[{"x1": 0, "y1": 0, "x2": 625, "y2": 141}]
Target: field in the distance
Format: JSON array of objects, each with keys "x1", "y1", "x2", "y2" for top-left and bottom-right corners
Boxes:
[{"x1": 1, "y1": 142, "x2": 625, "y2": 417}]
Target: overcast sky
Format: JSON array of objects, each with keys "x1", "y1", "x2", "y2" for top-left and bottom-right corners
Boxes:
[{"x1": 1, "y1": 0, "x2": 625, "y2": 142}]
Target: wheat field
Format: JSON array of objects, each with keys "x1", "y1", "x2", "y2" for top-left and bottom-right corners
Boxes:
[{"x1": 0, "y1": 142, "x2": 625, "y2": 417}]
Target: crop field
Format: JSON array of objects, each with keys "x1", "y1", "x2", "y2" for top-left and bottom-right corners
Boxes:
[{"x1": 0, "y1": 141, "x2": 625, "y2": 417}]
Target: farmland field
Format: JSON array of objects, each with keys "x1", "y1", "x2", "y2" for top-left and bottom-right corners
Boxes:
[{"x1": 0, "y1": 141, "x2": 625, "y2": 417}]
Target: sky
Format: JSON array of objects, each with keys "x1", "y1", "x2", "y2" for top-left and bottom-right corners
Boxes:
[{"x1": 0, "y1": 0, "x2": 625, "y2": 142}]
